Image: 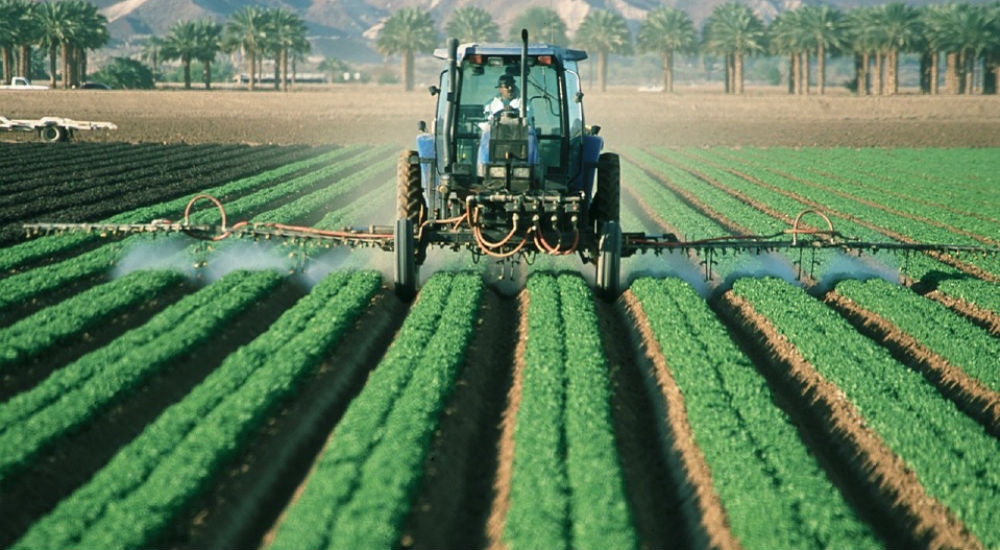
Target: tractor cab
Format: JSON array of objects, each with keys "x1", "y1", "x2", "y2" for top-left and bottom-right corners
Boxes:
[{"x1": 426, "y1": 43, "x2": 590, "y2": 195}]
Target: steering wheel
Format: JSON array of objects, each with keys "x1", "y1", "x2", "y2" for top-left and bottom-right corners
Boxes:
[{"x1": 492, "y1": 105, "x2": 519, "y2": 122}]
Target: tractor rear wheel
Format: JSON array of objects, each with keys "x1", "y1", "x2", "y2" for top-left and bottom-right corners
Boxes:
[
  {"x1": 397, "y1": 150, "x2": 426, "y2": 224},
  {"x1": 595, "y1": 220, "x2": 622, "y2": 301},
  {"x1": 590, "y1": 152, "x2": 620, "y2": 234}
]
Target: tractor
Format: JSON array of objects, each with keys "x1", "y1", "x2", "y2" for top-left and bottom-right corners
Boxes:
[{"x1": 393, "y1": 31, "x2": 623, "y2": 299}]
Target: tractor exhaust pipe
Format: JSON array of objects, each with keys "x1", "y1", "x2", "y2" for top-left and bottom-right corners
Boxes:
[
  {"x1": 443, "y1": 38, "x2": 459, "y2": 171},
  {"x1": 520, "y1": 29, "x2": 528, "y2": 121}
]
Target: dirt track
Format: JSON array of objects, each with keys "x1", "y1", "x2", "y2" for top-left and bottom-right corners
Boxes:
[{"x1": 3, "y1": 86, "x2": 999, "y2": 147}]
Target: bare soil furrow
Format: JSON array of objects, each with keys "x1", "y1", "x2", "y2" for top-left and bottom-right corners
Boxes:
[
  {"x1": 715, "y1": 290, "x2": 982, "y2": 550},
  {"x1": 485, "y1": 290, "x2": 528, "y2": 550},
  {"x1": 622, "y1": 290, "x2": 741, "y2": 550},
  {"x1": 401, "y1": 288, "x2": 516, "y2": 550},
  {"x1": 174, "y1": 287, "x2": 408, "y2": 550},
  {"x1": 825, "y1": 291, "x2": 1000, "y2": 437},
  {"x1": 597, "y1": 296, "x2": 692, "y2": 549}
]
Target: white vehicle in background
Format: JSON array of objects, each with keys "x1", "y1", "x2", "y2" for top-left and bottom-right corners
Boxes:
[
  {"x1": 0, "y1": 77, "x2": 49, "y2": 90},
  {"x1": 0, "y1": 115, "x2": 117, "y2": 142}
]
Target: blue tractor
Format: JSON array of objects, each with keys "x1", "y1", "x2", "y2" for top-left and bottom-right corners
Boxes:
[{"x1": 394, "y1": 31, "x2": 623, "y2": 299}]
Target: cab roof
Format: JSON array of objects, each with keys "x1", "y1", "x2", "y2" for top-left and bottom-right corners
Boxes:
[{"x1": 433, "y1": 43, "x2": 588, "y2": 63}]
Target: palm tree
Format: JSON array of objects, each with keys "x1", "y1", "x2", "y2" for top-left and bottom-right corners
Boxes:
[
  {"x1": 0, "y1": 0, "x2": 34, "y2": 80},
  {"x1": 161, "y1": 20, "x2": 202, "y2": 89},
  {"x1": 703, "y1": 2, "x2": 766, "y2": 95},
  {"x1": 224, "y1": 6, "x2": 265, "y2": 90},
  {"x1": 797, "y1": 5, "x2": 844, "y2": 95},
  {"x1": 844, "y1": 6, "x2": 883, "y2": 95},
  {"x1": 637, "y1": 6, "x2": 697, "y2": 93},
  {"x1": 72, "y1": 2, "x2": 109, "y2": 85},
  {"x1": 140, "y1": 36, "x2": 163, "y2": 84},
  {"x1": 445, "y1": 6, "x2": 499, "y2": 43},
  {"x1": 508, "y1": 7, "x2": 568, "y2": 46},
  {"x1": 575, "y1": 10, "x2": 632, "y2": 92},
  {"x1": 769, "y1": 10, "x2": 809, "y2": 94},
  {"x1": 194, "y1": 19, "x2": 222, "y2": 89},
  {"x1": 876, "y1": 3, "x2": 920, "y2": 95},
  {"x1": 376, "y1": 7, "x2": 438, "y2": 92},
  {"x1": 263, "y1": 8, "x2": 308, "y2": 91},
  {"x1": 33, "y1": 0, "x2": 66, "y2": 87},
  {"x1": 0, "y1": 0, "x2": 16, "y2": 83}
]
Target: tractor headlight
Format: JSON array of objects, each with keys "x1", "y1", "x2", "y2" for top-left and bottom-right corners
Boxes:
[
  {"x1": 488, "y1": 166, "x2": 506, "y2": 178},
  {"x1": 512, "y1": 167, "x2": 531, "y2": 179}
]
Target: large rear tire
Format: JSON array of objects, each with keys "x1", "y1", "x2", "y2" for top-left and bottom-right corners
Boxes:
[
  {"x1": 394, "y1": 217, "x2": 418, "y2": 301},
  {"x1": 397, "y1": 150, "x2": 426, "y2": 224},
  {"x1": 590, "y1": 152, "x2": 620, "y2": 234},
  {"x1": 596, "y1": 220, "x2": 622, "y2": 301}
]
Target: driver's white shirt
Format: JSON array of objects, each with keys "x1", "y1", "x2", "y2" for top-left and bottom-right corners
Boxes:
[{"x1": 485, "y1": 96, "x2": 521, "y2": 116}]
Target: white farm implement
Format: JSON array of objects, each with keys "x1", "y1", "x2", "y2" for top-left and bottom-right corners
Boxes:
[{"x1": 1, "y1": 115, "x2": 117, "y2": 143}]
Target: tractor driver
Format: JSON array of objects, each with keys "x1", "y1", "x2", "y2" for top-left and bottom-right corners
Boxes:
[{"x1": 484, "y1": 74, "x2": 522, "y2": 118}]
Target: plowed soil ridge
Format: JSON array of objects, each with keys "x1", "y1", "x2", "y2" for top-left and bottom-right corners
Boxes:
[
  {"x1": 179, "y1": 287, "x2": 408, "y2": 550},
  {"x1": 825, "y1": 291, "x2": 1000, "y2": 438},
  {"x1": 622, "y1": 290, "x2": 741, "y2": 550},
  {"x1": 715, "y1": 290, "x2": 982, "y2": 550},
  {"x1": 401, "y1": 288, "x2": 517, "y2": 549}
]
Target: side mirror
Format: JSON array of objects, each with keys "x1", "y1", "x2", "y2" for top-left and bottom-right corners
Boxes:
[
  {"x1": 590, "y1": 125, "x2": 601, "y2": 136},
  {"x1": 575, "y1": 91, "x2": 584, "y2": 103},
  {"x1": 417, "y1": 120, "x2": 427, "y2": 133},
  {"x1": 428, "y1": 85, "x2": 440, "y2": 96}
]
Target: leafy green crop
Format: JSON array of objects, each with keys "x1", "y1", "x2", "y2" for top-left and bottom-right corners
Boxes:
[
  {"x1": 14, "y1": 270, "x2": 380, "y2": 549},
  {"x1": 504, "y1": 273, "x2": 636, "y2": 550},
  {"x1": 733, "y1": 277, "x2": 1000, "y2": 547},
  {"x1": 270, "y1": 272, "x2": 483, "y2": 550},
  {"x1": 632, "y1": 277, "x2": 879, "y2": 548}
]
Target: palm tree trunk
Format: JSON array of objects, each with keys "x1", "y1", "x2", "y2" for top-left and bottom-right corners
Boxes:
[
  {"x1": 183, "y1": 58, "x2": 191, "y2": 89},
  {"x1": 873, "y1": 52, "x2": 883, "y2": 96},
  {"x1": 80, "y1": 49, "x2": 87, "y2": 83},
  {"x1": 403, "y1": 49, "x2": 414, "y2": 91},
  {"x1": 860, "y1": 52, "x2": 870, "y2": 95},
  {"x1": 662, "y1": 51, "x2": 672, "y2": 92},
  {"x1": 19, "y1": 45, "x2": 30, "y2": 78},
  {"x1": 735, "y1": 51, "x2": 744, "y2": 95},
  {"x1": 788, "y1": 54, "x2": 796, "y2": 94},
  {"x1": 930, "y1": 52, "x2": 938, "y2": 94},
  {"x1": 281, "y1": 48, "x2": 289, "y2": 92},
  {"x1": 818, "y1": 44, "x2": 826, "y2": 95},
  {"x1": 919, "y1": 51, "x2": 931, "y2": 94},
  {"x1": 987, "y1": 51, "x2": 999, "y2": 95},
  {"x1": 61, "y1": 42, "x2": 70, "y2": 89},
  {"x1": 599, "y1": 50, "x2": 608, "y2": 92},
  {"x1": 964, "y1": 51, "x2": 975, "y2": 95},
  {"x1": 273, "y1": 55, "x2": 279, "y2": 90},
  {"x1": 724, "y1": 53, "x2": 733, "y2": 94},
  {"x1": 803, "y1": 52, "x2": 810, "y2": 95},
  {"x1": 203, "y1": 60, "x2": 211, "y2": 89},
  {"x1": 248, "y1": 47, "x2": 255, "y2": 90},
  {"x1": 1, "y1": 46, "x2": 10, "y2": 84},
  {"x1": 945, "y1": 51, "x2": 957, "y2": 94},
  {"x1": 49, "y1": 47, "x2": 57, "y2": 88}
]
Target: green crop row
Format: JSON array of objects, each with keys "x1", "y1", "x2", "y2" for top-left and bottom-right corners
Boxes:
[
  {"x1": 14, "y1": 270, "x2": 380, "y2": 549},
  {"x1": 269, "y1": 271, "x2": 483, "y2": 550},
  {"x1": 729, "y1": 148, "x2": 1000, "y2": 239},
  {"x1": 0, "y1": 269, "x2": 283, "y2": 483},
  {"x1": 0, "y1": 146, "x2": 363, "y2": 273},
  {"x1": 936, "y1": 278, "x2": 1000, "y2": 317},
  {"x1": 835, "y1": 278, "x2": 1000, "y2": 392},
  {"x1": 680, "y1": 148, "x2": 1000, "y2": 277},
  {"x1": 504, "y1": 273, "x2": 636, "y2": 550},
  {"x1": 0, "y1": 269, "x2": 186, "y2": 373},
  {"x1": 0, "y1": 146, "x2": 384, "y2": 312},
  {"x1": 632, "y1": 277, "x2": 880, "y2": 548},
  {"x1": 732, "y1": 277, "x2": 1000, "y2": 547}
]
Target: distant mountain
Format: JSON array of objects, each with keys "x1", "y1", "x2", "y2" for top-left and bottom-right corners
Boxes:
[{"x1": 96, "y1": 0, "x2": 994, "y2": 63}]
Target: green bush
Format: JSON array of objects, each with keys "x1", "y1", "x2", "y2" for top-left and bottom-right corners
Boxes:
[{"x1": 89, "y1": 58, "x2": 155, "y2": 89}]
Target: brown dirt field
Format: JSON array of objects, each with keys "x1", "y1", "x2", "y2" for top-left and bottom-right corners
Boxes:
[{"x1": 3, "y1": 86, "x2": 1000, "y2": 147}]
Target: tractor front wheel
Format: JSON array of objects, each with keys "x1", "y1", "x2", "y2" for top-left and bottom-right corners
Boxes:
[{"x1": 595, "y1": 220, "x2": 622, "y2": 301}]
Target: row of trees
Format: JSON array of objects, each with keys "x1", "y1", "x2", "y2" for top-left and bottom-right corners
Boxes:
[
  {"x1": 0, "y1": 0, "x2": 108, "y2": 88},
  {"x1": 142, "y1": 7, "x2": 309, "y2": 90},
  {"x1": 379, "y1": 2, "x2": 1000, "y2": 95}
]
